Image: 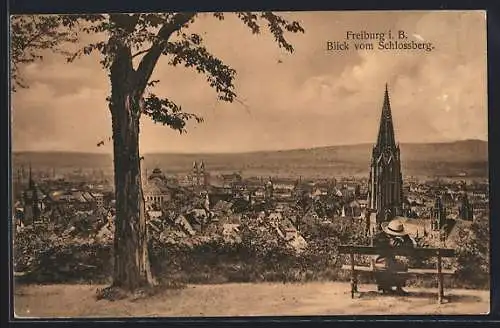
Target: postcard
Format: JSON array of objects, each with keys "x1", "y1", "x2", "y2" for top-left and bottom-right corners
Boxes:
[{"x1": 11, "y1": 10, "x2": 489, "y2": 317}]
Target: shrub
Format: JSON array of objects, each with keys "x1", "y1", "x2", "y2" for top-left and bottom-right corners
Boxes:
[
  {"x1": 454, "y1": 215, "x2": 490, "y2": 289},
  {"x1": 13, "y1": 215, "x2": 489, "y2": 289}
]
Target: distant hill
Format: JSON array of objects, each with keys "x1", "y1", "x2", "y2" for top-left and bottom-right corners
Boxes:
[
  {"x1": 12, "y1": 139, "x2": 488, "y2": 178},
  {"x1": 12, "y1": 151, "x2": 114, "y2": 171}
]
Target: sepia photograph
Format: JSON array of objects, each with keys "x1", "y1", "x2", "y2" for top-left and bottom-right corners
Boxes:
[{"x1": 10, "y1": 10, "x2": 489, "y2": 317}]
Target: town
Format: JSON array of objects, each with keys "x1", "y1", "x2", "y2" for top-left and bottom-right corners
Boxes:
[
  {"x1": 12, "y1": 87, "x2": 490, "y2": 265},
  {"x1": 11, "y1": 10, "x2": 490, "y2": 317},
  {"x1": 12, "y1": 158, "x2": 488, "y2": 252},
  {"x1": 12, "y1": 87, "x2": 489, "y2": 254}
]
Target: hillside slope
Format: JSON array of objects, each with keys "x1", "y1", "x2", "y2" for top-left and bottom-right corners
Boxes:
[{"x1": 12, "y1": 140, "x2": 488, "y2": 178}]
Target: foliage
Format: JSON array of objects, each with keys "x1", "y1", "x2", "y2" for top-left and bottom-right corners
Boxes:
[
  {"x1": 10, "y1": 15, "x2": 77, "y2": 92},
  {"x1": 238, "y1": 218, "x2": 296, "y2": 268},
  {"x1": 54, "y1": 12, "x2": 305, "y2": 132},
  {"x1": 18, "y1": 11, "x2": 304, "y2": 290},
  {"x1": 13, "y1": 224, "x2": 52, "y2": 273},
  {"x1": 454, "y1": 216, "x2": 490, "y2": 288},
  {"x1": 142, "y1": 94, "x2": 204, "y2": 134},
  {"x1": 14, "y1": 223, "x2": 113, "y2": 283},
  {"x1": 14, "y1": 215, "x2": 490, "y2": 289}
]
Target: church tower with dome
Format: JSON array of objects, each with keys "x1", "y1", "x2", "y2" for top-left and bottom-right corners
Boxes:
[
  {"x1": 143, "y1": 167, "x2": 173, "y2": 210},
  {"x1": 367, "y1": 84, "x2": 405, "y2": 235}
]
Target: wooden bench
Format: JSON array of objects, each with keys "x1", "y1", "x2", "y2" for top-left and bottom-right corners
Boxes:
[{"x1": 339, "y1": 245, "x2": 456, "y2": 303}]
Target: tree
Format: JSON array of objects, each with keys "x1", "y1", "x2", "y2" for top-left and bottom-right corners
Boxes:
[
  {"x1": 12, "y1": 12, "x2": 305, "y2": 292},
  {"x1": 10, "y1": 15, "x2": 77, "y2": 92}
]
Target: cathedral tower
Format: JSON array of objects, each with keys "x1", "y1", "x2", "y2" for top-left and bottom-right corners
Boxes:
[
  {"x1": 23, "y1": 163, "x2": 41, "y2": 225},
  {"x1": 367, "y1": 84, "x2": 404, "y2": 234},
  {"x1": 432, "y1": 195, "x2": 446, "y2": 231},
  {"x1": 199, "y1": 160, "x2": 207, "y2": 186},
  {"x1": 459, "y1": 184, "x2": 474, "y2": 221},
  {"x1": 192, "y1": 161, "x2": 199, "y2": 186}
]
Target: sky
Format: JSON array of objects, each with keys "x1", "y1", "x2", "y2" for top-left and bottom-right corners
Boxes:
[{"x1": 11, "y1": 11, "x2": 487, "y2": 154}]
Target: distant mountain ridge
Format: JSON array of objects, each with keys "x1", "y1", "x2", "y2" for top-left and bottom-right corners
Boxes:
[{"x1": 12, "y1": 139, "x2": 488, "y2": 178}]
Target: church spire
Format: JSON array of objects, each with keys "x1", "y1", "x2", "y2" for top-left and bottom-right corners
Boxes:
[
  {"x1": 28, "y1": 162, "x2": 34, "y2": 189},
  {"x1": 368, "y1": 84, "x2": 404, "y2": 234},
  {"x1": 376, "y1": 83, "x2": 397, "y2": 150}
]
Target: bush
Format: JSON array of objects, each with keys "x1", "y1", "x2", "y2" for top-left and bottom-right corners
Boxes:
[
  {"x1": 13, "y1": 216, "x2": 489, "y2": 289},
  {"x1": 454, "y1": 216, "x2": 489, "y2": 289}
]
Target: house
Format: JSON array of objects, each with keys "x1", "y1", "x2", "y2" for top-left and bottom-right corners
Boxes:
[
  {"x1": 294, "y1": 179, "x2": 314, "y2": 196},
  {"x1": 92, "y1": 192, "x2": 105, "y2": 208},
  {"x1": 358, "y1": 199, "x2": 368, "y2": 210},
  {"x1": 311, "y1": 187, "x2": 328, "y2": 198},
  {"x1": 288, "y1": 233, "x2": 307, "y2": 253},
  {"x1": 96, "y1": 220, "x2": 115, "y2": 242},
  {"x1": 273, "y1": 178, "x2": 296, "y2": 192},
  {"x1": 344, "y1": 200, "x2": 362, "y2": 217},
  {"x1": 273, "y1": 187, "x2": 293, "y2": 200},
  {"x1": 222, "y1": 223, "x2": 240, "y2": 237},
  {"x1": 147, "y1": 210, "x2": 163, "y2": 220},
  {"x1": 220, "y1": 173, "x2": 243, "y2": 188},
  {"x1": 253, "y1": 187, "x2": 267, "y2": 200},
  {"x1": 174, "y1": 215, "x2": 196, "y2": 236},
  {"x1": 283, "y1": 227, "x2": 298, "y2": 241},
  {"x1": 186, "y1": 208, "x2": 212, "y2": 223},
  {"x1": 268, "y1": 212, "x2": 283, "y2": 225},
  {"x1": 212, "y1": 200, "x2": 233, "y2": 217},
  {"x1": 302, "y1": 207, "x2": 320, "y2": 223}
]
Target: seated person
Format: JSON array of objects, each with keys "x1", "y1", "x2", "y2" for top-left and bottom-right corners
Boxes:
[{"x1": 372, "y1": 219, "x2": 416, "y2": 295}]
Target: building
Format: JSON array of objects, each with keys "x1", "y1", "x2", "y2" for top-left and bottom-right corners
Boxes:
[
  {"x1": 458, "y1": 190, "x2": 474, "y2": 221},
  {"x1": 190, "y1": 161, "x2": 210, "y2": 188},
  {"x1": 272, "y1": 178, "x2": 295, "y2": 201},
  {"x1": 21, "y1": 165, "x2": 45, "y2": 226},
  {"x1": 92, "y1": 192, "x2": 105, "y2": 209},
  {"x1": 367, "y1": 85, "x2": 405, "y2": 235},
  {"x1": 143, "y1": 167, "x2": 174, "y2": 210},
  {"x1": 431, "y1": 195, "x2": 447, "y2": 231},
  {"x1": 220, "y1": 172, "x2": 243, "y2": 189},
  {"x1": 41, "y1": 188, "x2": 106, "y2": 226},
  {"x1": 265, "y1": 177, "x2": 274, "y2": 200}
]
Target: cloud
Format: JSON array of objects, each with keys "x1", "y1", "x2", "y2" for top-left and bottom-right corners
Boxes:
[{"x1": 11, "y1": 11, "x2": 487, "y2": 153}]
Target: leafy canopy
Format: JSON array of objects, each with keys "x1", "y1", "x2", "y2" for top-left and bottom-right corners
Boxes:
[
  {"x1": 59, "y1": 12, "x2": 305, "y2": 133},
  {"x1": 10, "y1": 15, "x2": 77, "y2": 92}
]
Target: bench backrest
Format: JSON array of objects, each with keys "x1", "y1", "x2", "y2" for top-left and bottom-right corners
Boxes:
[{"x1": 339, "y1": 245, "x2": 455, "y2": 257}]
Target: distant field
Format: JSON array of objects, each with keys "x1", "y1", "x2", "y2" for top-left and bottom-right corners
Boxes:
[{"x1": 12, "y1": 140, "x2": 488, "y2": 179}]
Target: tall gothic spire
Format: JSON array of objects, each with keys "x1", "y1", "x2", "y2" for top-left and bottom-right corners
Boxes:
[
  {"x1": 376, "y1": 83, "x2": 397, "y2": 149},
  {"x1": 368, "y1": 84, "x2": 404, "y2": 233}
]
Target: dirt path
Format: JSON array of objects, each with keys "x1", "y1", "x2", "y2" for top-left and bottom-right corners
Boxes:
[{"x1": 14, "y1": 282, "x2": 489, "y2": 318}]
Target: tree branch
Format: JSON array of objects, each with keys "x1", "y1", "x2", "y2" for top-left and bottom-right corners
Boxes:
[
  {"x1": 142, "y1": 93, "x2": 203, "y2": 133},
  {"x1": 109, "y1": 13, "x2": 140, "y2": 34},
  {"x1": 11, "y1": 15, "x2": 79, "y2": 92},
  {"x1": 164, "y1": 36, "x2": 236, "y2": 102},
  {"x1": 131, "y1": 47, "x2": 152, "y2": 59},
  {"x1": 135, "y1": 12, "x2": 196, "y2": 94}
]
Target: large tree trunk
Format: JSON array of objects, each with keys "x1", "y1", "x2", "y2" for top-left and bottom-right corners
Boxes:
[{"x1": 108, "y1": 41, "x2": 155, "y2": 291}]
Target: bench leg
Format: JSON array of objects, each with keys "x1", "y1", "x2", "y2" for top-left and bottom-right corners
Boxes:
[
  {"x1": 350, "y1": 253, "x2": 358, "y2": 298},
  {"x1": 437, "y1": 253, "x2": 444, "y2": 304},
  {"x1": 351, "y1": 277, "x2": 358, "y2": 298}
]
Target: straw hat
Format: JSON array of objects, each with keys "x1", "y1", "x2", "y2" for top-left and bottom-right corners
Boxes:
[{"x1": 381, "y1": 219, "x2": 408, "y2": 237}]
